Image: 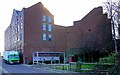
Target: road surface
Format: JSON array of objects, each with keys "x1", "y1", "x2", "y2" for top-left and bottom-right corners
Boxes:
[{"x1": 0, "y1": 58, "x2": 98, "y2": 75}]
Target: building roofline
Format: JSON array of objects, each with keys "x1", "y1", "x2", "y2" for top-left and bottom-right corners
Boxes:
[
  {"x1": 73, "y1": 6, "x2": 103, "y2": 23},
  {"x1": 23, "y1": 2, "x2": 54, "y2": 16}
]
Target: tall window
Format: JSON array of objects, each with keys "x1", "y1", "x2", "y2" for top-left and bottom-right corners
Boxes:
[
  {"x1": 15, "y1": 27, "x2": 18, "y2": 33},
  {"x1": 18, "y1": 25, "x2": 20, "y2": 31},
  {"x1": 43, "y1": 23, "x2": 46, "y2": 30},
  {"x1": 48, "y1": 24, "x2": 52, "y2": 31},
  {"x1": 20, "y1": 23, "x2": 23, "y2": 29},
  {"x1": 43, "y1": 33, "x2": 46, "y2": 41},
  {"x1": 17, "y1": 36, "x2": 20, "y2": 41},
  {"x1": 20, "y1": 15, "x2": 22, "y2": 19},
  {"x1": 48, "y1": 34, "x2": 52, "y2": 41},
  {"x1": 43, "y1": 15, "x2": 46, "y2": 21},
  {"x1": 20, "y1": 33, "x2": 22, "y2": 40},
  {"x1": 48, "y1": 17, "x2": 52, "y2": 23}
]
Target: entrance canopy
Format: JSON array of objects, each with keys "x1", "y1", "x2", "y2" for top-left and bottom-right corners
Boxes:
[{"x1": 33, "y1": 52, "x2": 65, "y2": 65}]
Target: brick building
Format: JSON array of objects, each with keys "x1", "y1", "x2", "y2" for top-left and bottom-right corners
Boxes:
[
  {"x1": 5, "y1": 2, "x2": 66, "y2": 63},
  {"x1": 5, "y1": 2, "x2": 113, "y2": 63},
  {"x1": 66, "y1": 7, "x2": 113, "y2": 62}
]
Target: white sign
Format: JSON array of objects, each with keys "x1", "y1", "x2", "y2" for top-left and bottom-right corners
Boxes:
[{"x1": 33, "y1": 56, "x2": 59, "y2": 61}]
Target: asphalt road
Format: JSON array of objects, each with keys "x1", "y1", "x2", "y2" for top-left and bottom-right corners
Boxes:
[
  {"x1": 0, "y1": 58, "x2": 100, "y2": 75},
  {"x1": 1, "y1": 61, "x2": 53, "y2": 73}
]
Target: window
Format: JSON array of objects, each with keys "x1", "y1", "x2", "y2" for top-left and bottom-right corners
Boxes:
[
  {"x1": 15, "y1": 27, "x2": 18, "y2": 33},
  {"x1": 48, "y1": 34, "x2": 52, "y2": 41},
  {"x1": 20, "y1": 23, "x2": 23, "y2": 29},
  {"x1": 20, "y1": 15, "x2": 22, "y2": 19},
  {"x1": 43, "y1": 23, "x2": 46, "y2": 30},
  {"x1": 43, "y1": 15, "x2": 46, "y2": 21},
  {"x1": 48, "y1": 24, "x2": 52, "y2": 31},
  {"x1": 18, "y1": 25, "x2": 20, "y2": 31},
  {"x1": 48, "y1": 17, "x2": 52, "y2": 23},
  {"x1": 15, "y1": 37, "x2": 17, "y2": 43},
  {"x1": 17, "y1": 36, "x2": 20, "y2": 41},
  {"x1": 17, "y1": 18, "x2": 18, "y2": 22},
  {"x1": 20, "y1": 33, "x2": 22, "y2": 40},
  {"x1": 43, "y1": 33, "x2": 46, "y2": 41}
]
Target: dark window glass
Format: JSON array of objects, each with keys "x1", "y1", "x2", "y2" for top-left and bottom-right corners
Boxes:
[
  {"x1": 48, "y1": 34, "x2": 52, "y2": 41},
  {"x1": 20, "y1": 33, "x2": 22, "y2": 40}
]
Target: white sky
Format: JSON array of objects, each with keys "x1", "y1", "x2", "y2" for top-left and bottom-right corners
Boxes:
[{"x1": 0, "y1": 0, "x2": 106, "y2": 54}]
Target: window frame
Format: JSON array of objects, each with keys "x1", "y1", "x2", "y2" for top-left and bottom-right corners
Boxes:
[
  {"x1": 42, "y1": 23, "x2": 47, "y2": 30},
  {"x1": 43, "y1": 15, "x2": 46, "y2": 21},
  {"x1": 48, "y1": 34, "x2": 52, "y2": 41},
  {"x1": 42, "y1": 33, "x2": 46, "y2": 41},
  {"x1": 48, "y1": 24, "x2": 52, "y2": 31},
  {"x1": 48, "y1": 17, "x2": 52, "y2": 23}
]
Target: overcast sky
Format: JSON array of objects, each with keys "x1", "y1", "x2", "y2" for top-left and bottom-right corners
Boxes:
[{"x1": 0, "y1": 0, "x2": 106, "y2": 54}]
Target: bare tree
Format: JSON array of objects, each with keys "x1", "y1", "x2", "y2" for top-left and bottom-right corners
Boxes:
[{"x1": 103, "y1": 0, "x2": 120, "y2": 54}]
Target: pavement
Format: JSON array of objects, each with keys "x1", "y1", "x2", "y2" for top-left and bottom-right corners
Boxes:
[
  {"x1": 0, "y1": 58, "x2": 8, "y2": 74},
  {"x1": 0, "y1": 66, "x2": 9, "y2": 73}
]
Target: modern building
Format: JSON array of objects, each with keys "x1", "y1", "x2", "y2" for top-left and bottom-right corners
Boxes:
[{"x1": 5, "y1": 2, "x2": 113, "y2": 63}]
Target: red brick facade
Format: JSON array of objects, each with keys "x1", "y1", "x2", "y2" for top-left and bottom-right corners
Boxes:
[
  {"x1": 66, "y1": 7, "x2": 112, "y2": 50},
  {"x1": 5, "y1": 3, "x2": 113, "y2": 63}
]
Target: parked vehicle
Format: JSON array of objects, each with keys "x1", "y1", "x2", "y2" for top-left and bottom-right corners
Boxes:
[{"x1": 3, "y1": 51, "x2": 20, "y2": 64}]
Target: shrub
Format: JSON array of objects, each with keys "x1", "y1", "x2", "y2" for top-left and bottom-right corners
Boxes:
[
  {"x1": 75, "y1": 62, "x2": 82, "y2": 72},
  {"x1": 99, "y1": 53, "x2": 116, "y2": 63},
  {"x1": 27, "y1": 61, "x2": 33, "y2": 65}
]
